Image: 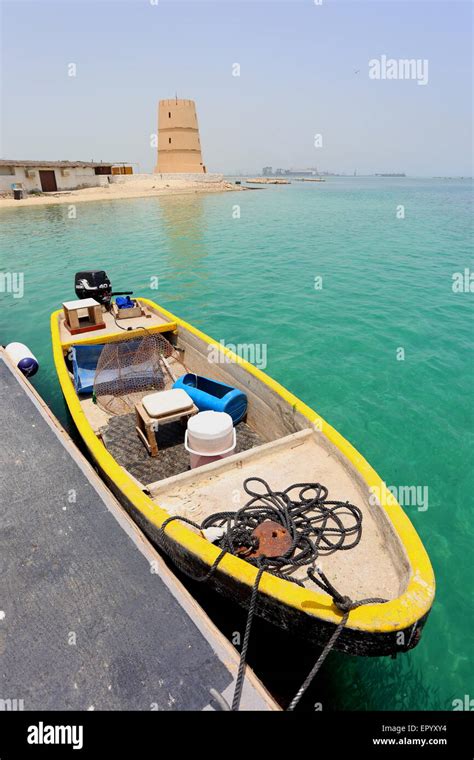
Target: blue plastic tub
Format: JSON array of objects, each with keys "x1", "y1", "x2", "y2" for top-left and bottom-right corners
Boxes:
[{"x1": 173, "y1": 374, "x2": 247, "y2": 424}]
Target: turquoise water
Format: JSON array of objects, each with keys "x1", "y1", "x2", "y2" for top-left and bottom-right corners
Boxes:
[{"x1": 1, "y1": 177, "x2": 472, "y2": 710}]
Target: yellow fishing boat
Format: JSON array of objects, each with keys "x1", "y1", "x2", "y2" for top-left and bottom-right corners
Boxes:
[{"x1": 51, "y1": 272, "x2": 435, "y2": 660}]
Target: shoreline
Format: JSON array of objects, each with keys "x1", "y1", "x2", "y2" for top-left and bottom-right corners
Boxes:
[{"x1": 0, "y1": 177, "x2": 244, "y2": 210}]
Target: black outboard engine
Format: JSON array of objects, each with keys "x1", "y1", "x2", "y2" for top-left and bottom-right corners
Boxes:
[
  {"x1": 74, "y1": 270, "x2": 133, "y2": 309},
  {"x1": 75, "y1": 270, "x2": 112, "y2": 307}
]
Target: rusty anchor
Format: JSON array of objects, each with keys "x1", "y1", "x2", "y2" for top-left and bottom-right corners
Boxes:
[{"x1": 236, "y1": 520, "x2": 292, "y2": 559}]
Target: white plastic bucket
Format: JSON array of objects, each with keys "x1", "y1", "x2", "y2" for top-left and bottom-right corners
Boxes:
[{"x1": 185, "y1": 411, "x2": 236, "y2": 469}]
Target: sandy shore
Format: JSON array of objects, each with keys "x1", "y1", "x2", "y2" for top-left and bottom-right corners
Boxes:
[{"x1": 0, "y1": 175, "x2": 244, "y2": 209}]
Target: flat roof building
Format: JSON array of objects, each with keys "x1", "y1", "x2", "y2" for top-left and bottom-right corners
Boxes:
[{"x1": 0, "y1": 160, "x2": 132, "y2": 194}]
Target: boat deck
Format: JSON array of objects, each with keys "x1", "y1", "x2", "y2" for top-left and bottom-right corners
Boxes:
[
  {"x1": 0, "y1": 350, "x2": 276, "y2": 711},
  {"x1": 101, "y1": 414, "x2": 263, "y2": 486},
  {"x1": 149, "y1": 429, "x2": 411, "y2": 602},
  {"x1": 57, "y1": 301, "x2": 176, "y2": 347}
]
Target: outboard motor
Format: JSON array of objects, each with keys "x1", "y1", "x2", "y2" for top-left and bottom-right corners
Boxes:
[
  {"x1": 75, "y1": 270, "x2": 113, "y2": 307},
  {"x1": 74, "y1": 270, "x2": 132, "y2": 309}
]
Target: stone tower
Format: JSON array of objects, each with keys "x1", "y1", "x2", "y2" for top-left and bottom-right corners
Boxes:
[{"x1": 155, "y1": 98, "x2": 206, "y2": 174}]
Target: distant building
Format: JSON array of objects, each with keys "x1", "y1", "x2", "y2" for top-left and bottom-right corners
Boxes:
[
  {"x1": 262, "y1": 166, "x2": 273, "y2": 176},
  {"x1": 283, "y1": 169, "x2": 315, "y2": 177},
  {"x1": 0, "y1": 160, "x2": 132, "y2": 194},
  {"x1": 273, "y1": 168, "x2": 316, "y2": 177},
  {"x1": 155, "y1": 99, "x2": 206, "y2": 174}
]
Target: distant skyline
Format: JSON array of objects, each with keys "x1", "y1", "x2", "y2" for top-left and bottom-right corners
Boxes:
[{"x1": 1, "y1": 0, "x2": 472, "y2": 176}]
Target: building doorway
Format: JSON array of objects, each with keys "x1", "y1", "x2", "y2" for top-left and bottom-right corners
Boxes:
[{"x1": 39, "y1": 170, "x2": 57, "y2": 192}]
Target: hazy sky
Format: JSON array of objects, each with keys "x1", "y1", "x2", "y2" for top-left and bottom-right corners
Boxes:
[{"x1": 1, "y1": 0, "x2": 472, "y2": 175}]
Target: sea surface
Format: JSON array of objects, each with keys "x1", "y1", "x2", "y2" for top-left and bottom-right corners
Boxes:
[{"x1": 1, "y1": 177, "x2": 472, "y2": 710}]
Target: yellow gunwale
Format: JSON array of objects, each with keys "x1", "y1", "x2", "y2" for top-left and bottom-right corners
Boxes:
[{"x1": 51, "y1": 297, "x2": 435, "y2": 634}]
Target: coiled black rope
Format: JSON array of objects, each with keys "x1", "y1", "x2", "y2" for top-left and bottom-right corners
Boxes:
[
  {"x1": 201, "y1": 477, "x2": 363, "y2": 578},
  {"x1": 158, "y1": 477, "x2": 385, "y2": 711}
]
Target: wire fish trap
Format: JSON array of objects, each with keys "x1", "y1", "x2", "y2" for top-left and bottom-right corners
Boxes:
[{"x1": 94, "y1": 332, "x2": 184, "y2": 415}]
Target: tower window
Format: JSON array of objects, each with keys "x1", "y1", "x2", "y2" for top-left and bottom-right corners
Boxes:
[
  {"x1": 169, "y1": 138, "x2": 172, "y2": 144},
  {"x1": 168, "y1": 112, "x2": 171, "y2": 118}
]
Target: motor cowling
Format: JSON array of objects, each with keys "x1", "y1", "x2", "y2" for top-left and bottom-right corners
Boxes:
[{"x1": 74, "y1": 271, "x2": 112, "y2": 307}]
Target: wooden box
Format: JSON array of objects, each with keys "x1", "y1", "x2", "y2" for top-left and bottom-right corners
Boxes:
[
  {"x1": 62, "y1": 298, "x2": 105, "y2": 335},
  {"x1": 111, "y1": 300, "x2": 143, "y2": 320}
]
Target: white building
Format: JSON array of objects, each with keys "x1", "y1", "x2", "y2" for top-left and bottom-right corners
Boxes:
[{"x1": 0, "y1": 160, "x2": 132, "y2": 194}]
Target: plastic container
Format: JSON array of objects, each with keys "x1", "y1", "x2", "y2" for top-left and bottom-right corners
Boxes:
[
  {"x1": 185, "y1": 411, "x2": 236, "y2": 469},
  {"x1": 173, "y1": 374, "x2": 247, "y2": 424}
]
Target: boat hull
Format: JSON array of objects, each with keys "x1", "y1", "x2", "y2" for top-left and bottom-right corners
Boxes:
[
  {"x1": 104, "y1": 469, "x2": 430, "y2": 656},
  {"x1": 51, "y1": 297, "x2": 435, "y2": 658}
]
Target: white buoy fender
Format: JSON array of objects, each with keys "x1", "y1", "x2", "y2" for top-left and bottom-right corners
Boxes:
[{"x1": 5, "y1": 342, "x2": 39, "y2": 377}]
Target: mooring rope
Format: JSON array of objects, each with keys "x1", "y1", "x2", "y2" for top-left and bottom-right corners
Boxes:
[
  {"x1": 158, "y1": 477, "x2": 386, "y2": 711},
  {"x1": 231, "y1": 562, "x2": 266, "y2": 711},
  {"x1": 287, "y1": 593, "x2": 387, "y2": 711}
]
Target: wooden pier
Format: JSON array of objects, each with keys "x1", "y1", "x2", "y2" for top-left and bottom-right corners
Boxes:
[{"x1": 0, "y1": 349, "x2": 277, "y2": 711}]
